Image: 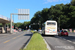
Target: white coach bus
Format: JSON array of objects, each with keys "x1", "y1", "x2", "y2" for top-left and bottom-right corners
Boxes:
[{"x1": 42, "y1": 20, "x2": 57, "y2": 35}]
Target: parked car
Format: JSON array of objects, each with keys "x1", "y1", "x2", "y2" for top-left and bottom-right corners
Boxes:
[
  {"x1": 34, "y1": 30, "x2": 37, "y2": 31},
  {"x1": 38, "y1": 29, "x2": 42, "y2": 32},
  {"x1": 58, "y1": 30, "x2": 68, "y2": 36}
]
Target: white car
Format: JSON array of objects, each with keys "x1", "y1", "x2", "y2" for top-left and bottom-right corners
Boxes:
[
  {"x1": 38, "y1": 29, "x2": 42, "y2": 31},
  {"x1": 34, "y1": 30, "x2": 37, "y2": 31}
]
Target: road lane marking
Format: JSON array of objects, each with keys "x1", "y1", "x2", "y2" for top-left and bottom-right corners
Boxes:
[
  {"x1": 13, "y1": 37, "x2": 16, "y2": 39},
  {"x1": 13, "y1": 33, "x2": 24, "y2": 39},
  {"x1": 56, "y1": 36, "x2": 75, "y2": 45},
  {"x1": 3, "y1": 33, "x2": 25, "y2": 44},
  {"x1": 18, "y1": 36, "x2": 20, "y2": 37},
  {"x1": 17, "y1": 33, "x2": 24, "y2": 37},
  {"x1": 67, "y1": 40, "x2": 72, "y2": 42},
  {"x1": 4, "y1": 40, "x2": 10, "y2": 43},
  {"x1": 73, "y1": 42, "x2": 75, "y2": 44},
  {"x1": 63, "y1": 38, "x2": 66, "y2": 40},
  {"x1": 4, "y1": 36, "x2": 7, "y2": 37}
]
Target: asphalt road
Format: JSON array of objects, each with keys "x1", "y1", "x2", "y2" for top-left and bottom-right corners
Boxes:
[
  {"x1": 0, "y1": 30, "x2": 32, "y2": 50},
  {"x1": 42, "y1": 32, "x2": 75, "y2": 50}
]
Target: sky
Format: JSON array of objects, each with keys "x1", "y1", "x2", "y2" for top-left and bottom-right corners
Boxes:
[{"x1": 0, "y1": 0, "x2": 71, "y2": 23}]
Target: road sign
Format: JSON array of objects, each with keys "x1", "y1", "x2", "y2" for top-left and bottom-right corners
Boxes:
[{"x1": 18, "y1": 9, "x2": 29, "y2": 20}]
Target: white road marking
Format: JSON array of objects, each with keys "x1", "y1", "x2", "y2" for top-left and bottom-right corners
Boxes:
[
  {"x1": 67, "y1": 40, "x2": 72, "y2": 42},
  {"x1": 63, "y1": 38, "x2": 66, "y2": 40},
  {"x1": 73, "y1": 42, "x2": 75, "y2": 44},
  {"x1": 4, "y1": 40, "x2": 10, "y2": 43},
  {"x1": 56, "y1": 36, "x2": 75, "y2": 44}
]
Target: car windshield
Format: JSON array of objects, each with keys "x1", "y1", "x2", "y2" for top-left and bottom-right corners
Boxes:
[{"x1": 64, "y1": 31, "x2": 67, "y2": 32}]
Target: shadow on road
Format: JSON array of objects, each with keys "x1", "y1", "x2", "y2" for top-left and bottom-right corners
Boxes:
[
  {"x1": 41, "y1": 34, "x2": 55, "y2": 37},
  {"x1": 24, "y1": 34, "x2": 32, "y2": 36},
  {"x1": 21, "y1": 33, "x2": 32, "y2": 50}
]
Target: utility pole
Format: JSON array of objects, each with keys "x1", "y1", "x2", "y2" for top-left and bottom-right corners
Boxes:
[{"x1": 10, "y1": 14, "x2": 12, "y2": 33}]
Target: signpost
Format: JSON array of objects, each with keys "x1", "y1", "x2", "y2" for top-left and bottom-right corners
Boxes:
[
  {"x1": 18, "y1": 9, "x2": 29, "y2": 20},
  {"x1": 10, "y1": 9, "x2": 29, "y2": 33}
]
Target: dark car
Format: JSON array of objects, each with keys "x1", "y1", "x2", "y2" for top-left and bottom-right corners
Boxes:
[
  {"x1": 58, "y1": 30, "x2": 68, "y2": 36},
  {"x1": 63, "y1": 31, "x2": 68, "y2": 36}
]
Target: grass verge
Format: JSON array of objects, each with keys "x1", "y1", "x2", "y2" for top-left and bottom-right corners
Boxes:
[{"x1": 23, "y1": 31, "x2": 48, "y2": 50}]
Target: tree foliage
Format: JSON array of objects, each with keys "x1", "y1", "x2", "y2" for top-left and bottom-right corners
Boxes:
[
  {"x1": 14, "y1": 21, "x2": 30, "y2": 29},
  {"x1": 71, "y1": 0, "x2": 75, "y2": 6},
  {"x1": 1, "y1": 0, "x2": 75, "y2": 30},
  {"x1": 30, "y1": 0, "x2": 75, "y2": 29}
]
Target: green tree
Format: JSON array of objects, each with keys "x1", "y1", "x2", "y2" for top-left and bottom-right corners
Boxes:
[
  {"x1": 41, "y1": 8, "x2": 49, "y2": 23},
  {"x1": 30, "y1": 1, "x2": 75, "y2": 29},
  {"x1": 30, "y1": 11, "x2": 41, "y2": 24},
  {"x1": 71, "y1": 0, "x2": 75, "y2": 6},
  {"x1": 23, "y1": 21, "x2": 30, "y2": 29},
  {"x1": 68, "y1": 5, "x2": 75, "y2": 28}
]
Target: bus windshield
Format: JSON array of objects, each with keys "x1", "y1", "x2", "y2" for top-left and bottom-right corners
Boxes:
[{"x1": 47, "y1": 22, "x2": 56, "y2": 25}]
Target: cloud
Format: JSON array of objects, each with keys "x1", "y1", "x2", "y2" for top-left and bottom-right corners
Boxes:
[{"x1": 44, "y1": 0, "x2": 67, "y2": 4}]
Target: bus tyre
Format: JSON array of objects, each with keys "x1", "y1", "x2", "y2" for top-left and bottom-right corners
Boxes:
[
  {"x1": 44, "y1": 31, "x2": 45, "y2": 35},
  {"x1": 42, "y1": 33, "x2": 44, "y2": 36},
  {"x1": 42, "y1": 31, "x2": 45, "y2": 36}
]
